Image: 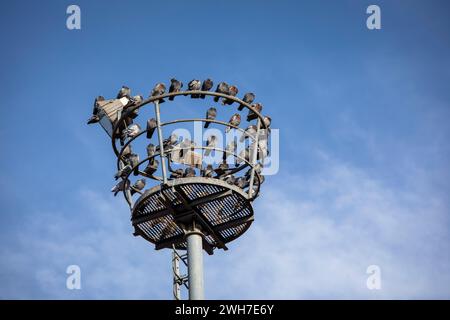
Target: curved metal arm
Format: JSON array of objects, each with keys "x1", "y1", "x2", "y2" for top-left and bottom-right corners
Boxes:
[
  {"x1": 111, "y1": 90, "x2": 268, "y2": 157},
  {"x1": 120, "y1": 145, "x2": 262, "y2": 200}
]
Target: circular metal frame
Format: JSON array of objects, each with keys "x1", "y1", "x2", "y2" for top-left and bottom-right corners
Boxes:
[
  {"x1": 114, "y1": 91, "x2": 267, "y2": 204},
  {"x1": 116, "y1": 118, "x2": 259, "y2": 169},
  {"x1": 111, "y1": 90, "x2": 267, "y2": 157},
  {"x1": 104, "y1": 86, "x2": 269, "y2": 254},
  {"x1": 131, "y1": 177, "x2": 254, "y2": 254},
  {"x1": 119, "y1": 145, "x2": 263, "y2": 206}
]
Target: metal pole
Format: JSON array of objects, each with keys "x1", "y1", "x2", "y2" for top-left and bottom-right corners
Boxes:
[
  {"x1": 248, "y1": 117, "x2": 261, "y2": 198},
  {"x1": 154, "y1": 100, "x2": 168, "y2": 184},
  {"x1": 186, "y1": 226, "x2": 205, "y2": 300}
]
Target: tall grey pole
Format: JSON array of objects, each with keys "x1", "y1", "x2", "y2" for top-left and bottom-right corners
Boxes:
[{"x1": 186, "y1": 226, "x2": 205, "y2": 300}]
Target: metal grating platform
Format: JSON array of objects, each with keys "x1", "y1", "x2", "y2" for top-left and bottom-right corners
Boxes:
[{"x1": 131, "y1": 177, "x2": 254, "y2": 254}]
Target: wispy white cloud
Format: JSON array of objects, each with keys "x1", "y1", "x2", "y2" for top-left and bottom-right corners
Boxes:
[
  {"x1": 0, "y1": 189, "x2": 173, "y2": 299},
  {"x1": 205, "y1": 153, "x2": 450, "y2": 299},
  {"x1": 0, "y1": 153, "x2": 448, "y2": 299}
]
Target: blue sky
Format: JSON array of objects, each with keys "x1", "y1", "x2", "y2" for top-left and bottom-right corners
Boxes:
[{"x1": 0, "y1": 0, "x2": 449, "y2": 299}]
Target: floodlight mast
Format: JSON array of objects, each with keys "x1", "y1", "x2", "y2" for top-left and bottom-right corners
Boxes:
[
  {"x1": 186, "y1": 224, "x2": 205, "y2": 299},
  {"x1": 90, "y1": 83, "x2": 270, "y2": 300},
  {"x1": 154, "y1": 98, "x2": 204, "y2": 299}
]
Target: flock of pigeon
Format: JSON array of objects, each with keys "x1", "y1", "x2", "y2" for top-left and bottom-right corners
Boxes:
[{"x1": 87, "y1": 79, "x2": 271, "y2": 198}]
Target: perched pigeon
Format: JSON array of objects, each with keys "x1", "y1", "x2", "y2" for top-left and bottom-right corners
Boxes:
[
  {"x1": 258, "y1": 133, "x2": 268, "y2": 151},
  {"x1": 126, "y1": 95, "x2": 143, "y2": 119},
  {"x1": 254, "y1": 173, "x2": 265, "y2": 186},
  {"x1": 131, "y1": 95, "x2": 143, "y2": 105},
  {"x1": 214, "y1": 82, "x2": 230, "y2": 102},
  {"x1": 179, "y1": 138, "x2": 192, "y2": 158},
  {"x1": 240, "y1": 125, "x2": 257, "y2": 142},
  {"x1": 86, "y1": 96, "x2": 105, "y2": 124},
  {"x1": 204, "y1": 107, "x2": 217, "y2": 128},
  {"x1": 204, "y1": 135, "x2": 217, "y2": 156},
  {"x1": 167, "y1": 133, "x2": 179, "y2": 147},
  {"x1": 201, "y1": 164, "x2": 214, "y2": 178},
  {"x1": 223, "y1": 140, "x2": 237, "y2": 161},
  {"x1": 127, "y1": 153, "x2": 141, "y2": 176},
  {"x1": 159, "y1": 133, "x2": 179, "y2": 151},
  {"x1": 168, "y1": 78, "x2": 183, "y2": 100},
  {"x1": 86, "y1": 114, "x2": 100, "y2": 125},
  {"x1": 123, "y1": 123, "x2": 141, "y2": 139},
  {"x1": 151, "y1": 83, "x2": 166, "y2": 103},
  {"x1": 170, "y1": 168, "x2": 184, "y2": 179},
  {"x1": 87, "y1": 114, "x2": 101, "y2": 125},
  {"x1": 111, "y1": 179, "x2": 129, "y2": 196},
  {"x1": 238, "y1": 92, "x2": 255, "y2": 111},
  {"x1": 240, "y1": 169, "x2": 265, "y2": 194},
  {"x1": 225, "y1": 113, "x2": 241, "y2": 132},
  {"x1": 93, "y1": 95, "x2": 105, "y2": 109},
  {"x1": 146, "y1": 143, "x2": 156, "y2": 160},
  {"x1": 114, "y1": 164, "x2": 132, "y2": 180},
  {"x1": 224, "y1": 174, "x2": 236, "y2": 185},
  {"x1": 263, "y1": 116, "x2": 272, "y2": 128},
  {"x1": 200, "y1": 78, "x2": 213, "y2": 98},
  {"x1": 130, "y1": 179, "x2": 146, "y2": 195},
  {"x1": 235, "y1": 177, "x2": 248, "y2": 189},
  {"x1": 245, "y1": 164, "x2": 263, "y2": 179},
  {"x1": 117, "y1": 86, "x2": 131, "y2": 99},
  {"x1": 142, "y1": 159, "x2": 159, "y2": 177},
  {"x1": 184, "y1": 167, "x2": 196, "y2": 178},
  {"x1": 119, "y1": 109, "x2": 134, "y2": 135},
  {"x1": 247, "y1": 103, "x2": 263, "y2": 122},
  {"x1": 118, "y1": 118, "x2": 134, "y2": 145},
  {"x1": 242, "y1": 167, "x2": 265, "y2": 193},
  {"x1": 223, "y1": 85, "x2": 238, "y2": 105},
  {"x1": 214, "y1": 162, "x2": 229, "y2": 176},
  {"x1": 146, "y1": 118, "x2": 157, "y2": 139},
  {"x1": 188, "y1": 79, "x2": 201, "y2": 98},
  {"x1": 253, "y1": 163, "x2": 263, "y2": 174}
]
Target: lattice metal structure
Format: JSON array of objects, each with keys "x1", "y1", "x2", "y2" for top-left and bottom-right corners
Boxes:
[
  {"x1": 88, "y1": 80, "x2": 271, "y2": 300},
  {"x1": 172, "y1": 245, "x2": 188, "y2": 300}
]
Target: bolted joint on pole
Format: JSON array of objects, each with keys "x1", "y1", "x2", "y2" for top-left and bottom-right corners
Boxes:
[{"x1": 185, "y1": 225, "x2": 205, "y2": 300}]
